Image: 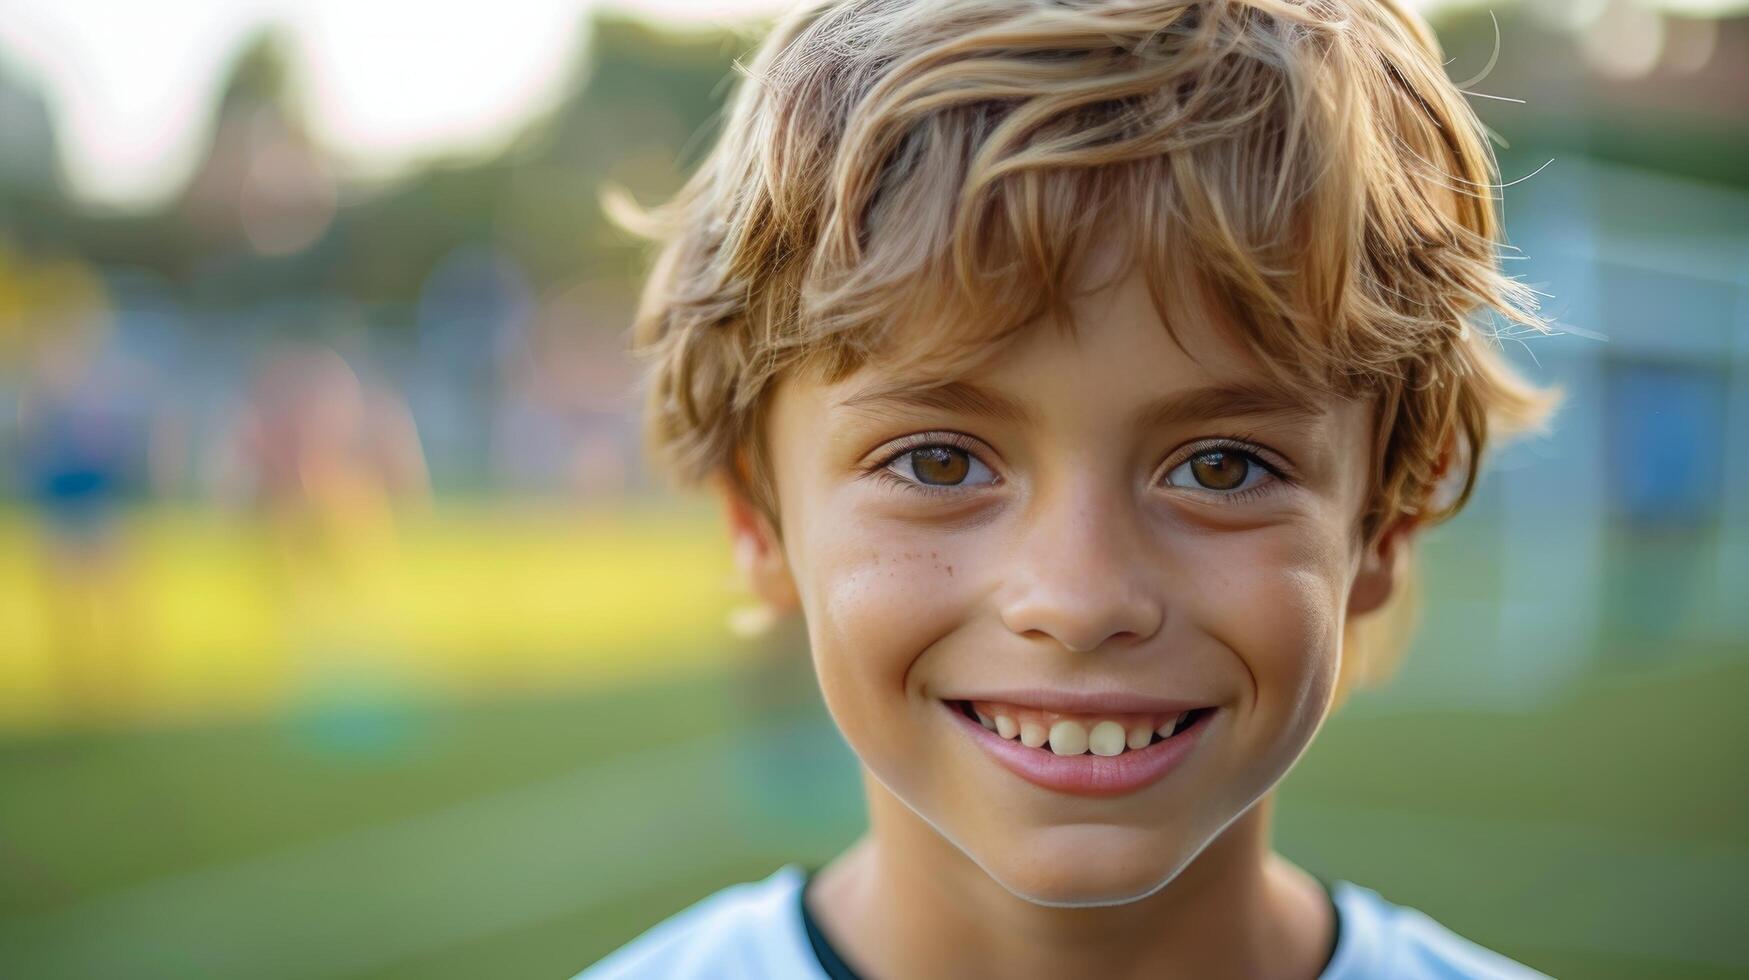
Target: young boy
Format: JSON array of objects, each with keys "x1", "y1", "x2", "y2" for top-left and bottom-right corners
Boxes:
[{"x1": 582, "y1": 0, "x2": 1559, "y2": 976}]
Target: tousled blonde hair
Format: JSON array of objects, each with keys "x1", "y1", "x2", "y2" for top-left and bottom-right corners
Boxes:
[{"x1": 613, "y1": 0, "x2": 1561, "y2": 697}]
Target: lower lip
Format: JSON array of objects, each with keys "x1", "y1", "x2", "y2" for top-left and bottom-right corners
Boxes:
[{"x1": 943, "y1": 700, "x2": 1213, "y2": 798}]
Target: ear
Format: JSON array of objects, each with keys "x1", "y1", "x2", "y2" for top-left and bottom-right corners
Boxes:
[
  {"x1": 1350, "y1": 424, "x2": 1467, "y2": 617},
  {"x1": 712, "y1": 468, "x2": 800, "y2": 615},
  {"x1": 1347, "y1": 513, "x2": 1417, "y2": 618}
]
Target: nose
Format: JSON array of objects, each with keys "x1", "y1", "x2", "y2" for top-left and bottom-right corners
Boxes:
[{"x1": 996, "y1": 478, "x2": 1165, "y2": 654}]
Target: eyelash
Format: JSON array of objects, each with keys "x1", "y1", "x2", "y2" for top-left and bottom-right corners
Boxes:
[
  {"x1": 866, "y1": 432, "x2": 1293, "y2": 503},
  {"x1": 869, "y1": 432, "x2": 991, "y2": 499}
]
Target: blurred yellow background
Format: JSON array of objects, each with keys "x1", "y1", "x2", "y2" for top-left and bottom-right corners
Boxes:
[{"x1": 0, "y1": 503, "x2": 734, "y2": 732}]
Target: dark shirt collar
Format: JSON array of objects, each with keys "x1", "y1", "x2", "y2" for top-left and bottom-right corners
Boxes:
[{"x1": 798, "y1": 867, "x2": 1344, "y2": 980}]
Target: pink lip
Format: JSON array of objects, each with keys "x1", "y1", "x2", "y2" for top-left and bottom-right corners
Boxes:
[
  {"x1": 942, "y1": 688, "x2": 1209, "y2": 715},
  {"x1": 944, "y1": 699, "x2": 1213, "y2": 798}
]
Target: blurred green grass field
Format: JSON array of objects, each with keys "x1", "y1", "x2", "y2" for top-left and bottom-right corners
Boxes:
[{"x1": 1, "y1": 643, "x2": 1745, "y2": 979}]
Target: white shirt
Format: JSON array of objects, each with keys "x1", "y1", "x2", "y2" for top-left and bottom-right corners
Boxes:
[{"x1": 575, "y1": 864, "x2": 1552, "y2": 979}]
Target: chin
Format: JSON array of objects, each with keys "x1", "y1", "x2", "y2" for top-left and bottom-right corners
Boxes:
[{"x1": 975, "y1": 825, "x2": 1194, "y2": 908}]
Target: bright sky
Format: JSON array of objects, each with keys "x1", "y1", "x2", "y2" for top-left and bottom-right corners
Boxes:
[
  {"x1": 0, "y1": 0, "x2": 786, "y2": 209},
  {"x1": 0, "y1": 0, "x2": 1735, "y2": 210}
]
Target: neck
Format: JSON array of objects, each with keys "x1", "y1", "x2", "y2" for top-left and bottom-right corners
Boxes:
[{"x1": 807, "y1": 771, "x2": 1334, "y2": 980}]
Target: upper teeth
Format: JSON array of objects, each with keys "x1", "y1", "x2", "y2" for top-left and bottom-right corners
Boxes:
[{"x1": 969, "y1": 700, "x2": 1193, "y2": 756}]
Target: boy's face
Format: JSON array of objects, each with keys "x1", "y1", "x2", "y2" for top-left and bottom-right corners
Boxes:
[{"x1": 730, "y1": 268, "x2": 1402, "y2": 905}]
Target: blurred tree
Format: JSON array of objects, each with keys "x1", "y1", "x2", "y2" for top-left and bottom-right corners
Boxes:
[
  {"x1": 8, "y1": 7, "x2": 1745, "y2": 319},
  {"x1": 326, "y1": 14, "x2": 752, "y2": 304},
  {"x1": 1439, "y1": 6, "x2": 1749, "y2": 191},
  {"x1": 0, "y1": 58, "x2": 71, "y2": 252},
  {"x1": 181, "y1": 27, "x2": 338, "y2": 303}
]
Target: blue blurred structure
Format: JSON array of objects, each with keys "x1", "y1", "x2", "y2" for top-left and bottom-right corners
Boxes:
[{"x1": 1377, "y1": 157, "x2": 1749, "y2": 711}]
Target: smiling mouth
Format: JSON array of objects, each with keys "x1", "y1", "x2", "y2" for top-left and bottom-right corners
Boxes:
[{"x1": 949, "y1": 699, "x2": 1212, "y2": 757}]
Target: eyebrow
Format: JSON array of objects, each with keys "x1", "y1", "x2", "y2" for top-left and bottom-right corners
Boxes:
[{"x1": 836, "y1": 377, "x2": 1325, "y2": 430}]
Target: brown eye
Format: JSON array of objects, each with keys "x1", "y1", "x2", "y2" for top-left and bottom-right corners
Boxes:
[
  {"x1": 1190, "y1": 450, "x2": 1247, "y2": 490},
  {"x1": 1163, "y1": 446, "x2": 1273, "y2": 495},
  {"x1": 910, "y1": 446, "x2": 971, "y2": 485},
  {"x1": 880, "y1": 440, "x2": 998, "y2": 494}
]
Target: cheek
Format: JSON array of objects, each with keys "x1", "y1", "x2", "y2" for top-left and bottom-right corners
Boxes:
[
  {"x1": 1180, "y1": 520, "x2": 1347, "y2": 719},
  {"x1": 796, "y1": 515, "x2": 976, "y2": 740}
]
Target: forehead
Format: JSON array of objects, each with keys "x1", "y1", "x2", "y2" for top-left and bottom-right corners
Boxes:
[{"x1": 813, "y1": 264, "x2": 1329, "y2": 421}]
